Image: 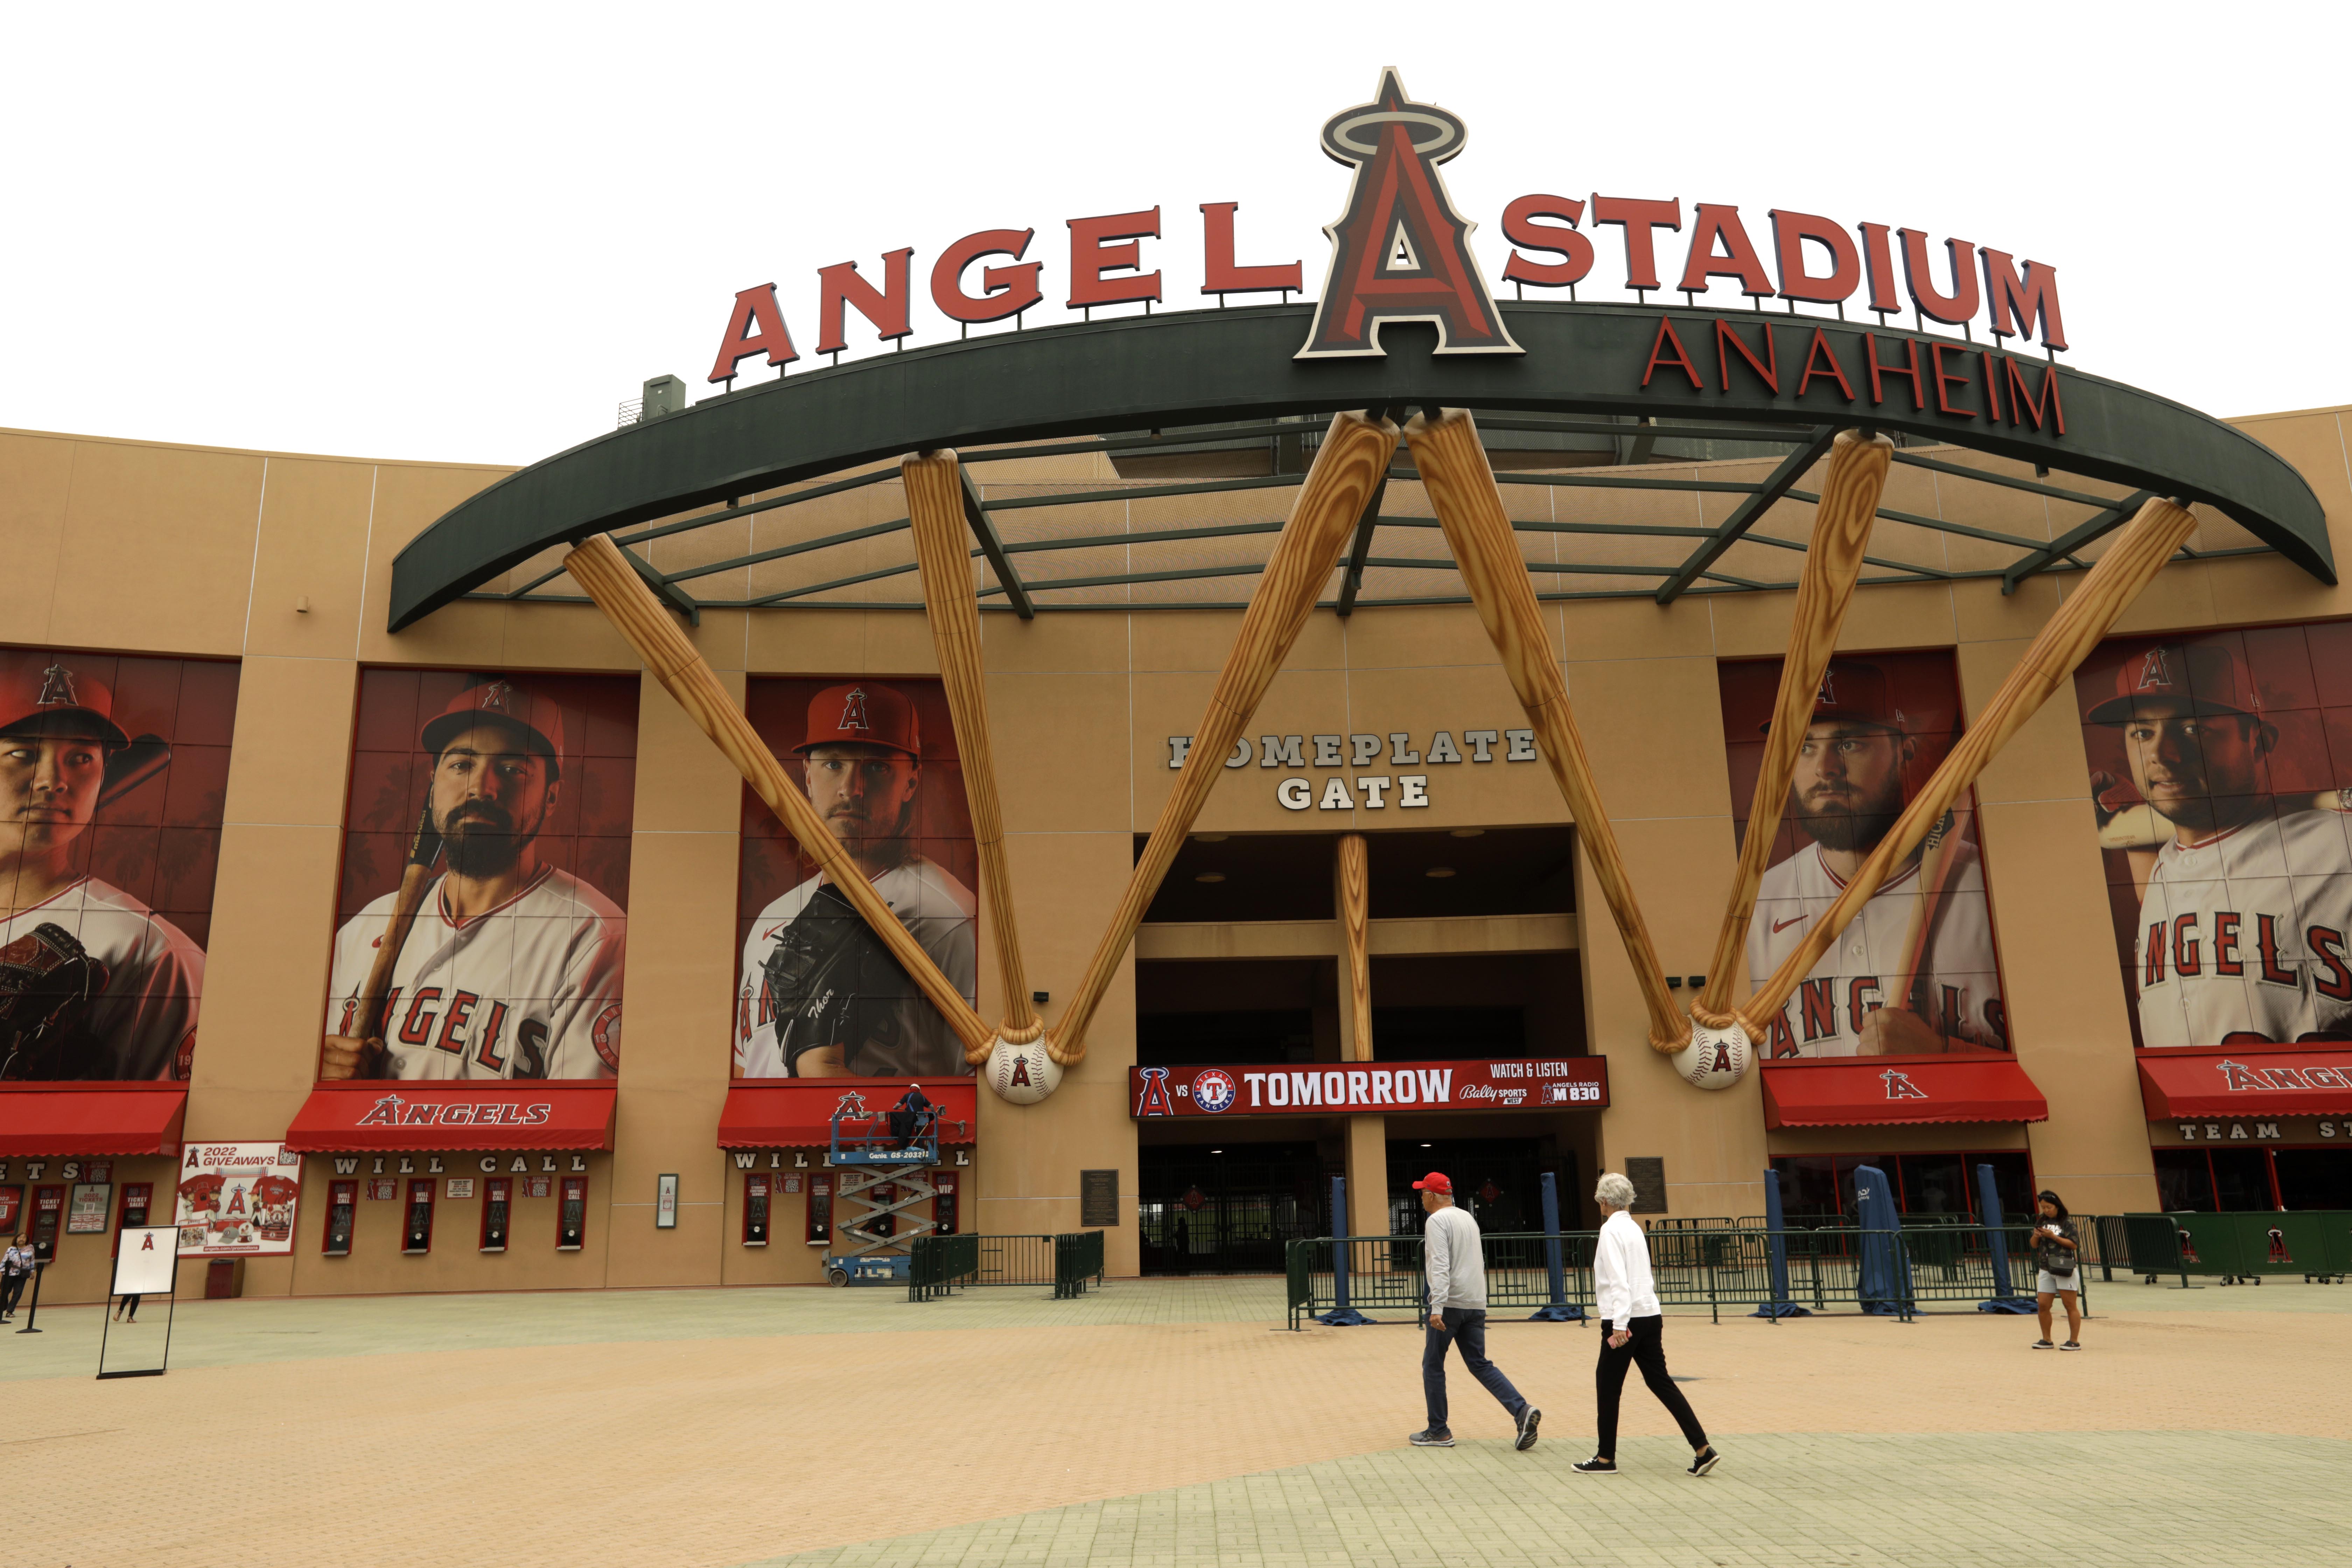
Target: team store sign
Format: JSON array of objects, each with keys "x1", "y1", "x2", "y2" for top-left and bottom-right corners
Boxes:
[{"x1": 1166, "y1": 725, "x2": 1539, "y2": 811}]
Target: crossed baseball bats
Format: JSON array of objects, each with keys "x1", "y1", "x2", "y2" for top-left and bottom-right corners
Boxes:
[{"x1": 563, "y1": 409, "x2": 2197, "y2": 1090}]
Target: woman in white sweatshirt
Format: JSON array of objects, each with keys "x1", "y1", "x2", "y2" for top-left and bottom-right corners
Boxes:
[{"x1": 1574, "y1": 1171, "x2": 1720, "y2": 1477}]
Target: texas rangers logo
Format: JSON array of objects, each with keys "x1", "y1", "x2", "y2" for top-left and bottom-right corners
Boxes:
[
  {"x1": 1190, "y1": 1068, "x2": 1238, "y2": 1114},
  {"x1": 1134, "y1": 1066, "x2": 1175, "y2": 1118},
  {"x1": 1295, "y1": 69, "x2": 1521, "y2": 360},
  {"x1": 1880, "y1": 1069, "x2": 1928, "y2": 1100},
  {"x1": 35, "y1": 663, "x2": 77, "y2": 707},
  {"x1": 2135, "y1": 648, "x2": 2174, "y2": 691},
  {"x1": 838, "y1": 687, "x2": 871, "y2": 733}
]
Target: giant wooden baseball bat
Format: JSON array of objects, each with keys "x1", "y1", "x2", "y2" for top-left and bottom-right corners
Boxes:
[
  {"x1": 1404, "y1": 408, "x2": 1686, "y2": 1053},
  {"x1": 1048, "y1": 411, "x2": 1400, "y2": 1064},
  {"x1": 903, "y1": 449, "x2": 1041, "y2": 1062},
  {"x1": 1336, "y1": 832, "x2": 1372, "y2": 1063},
  {"x1": 1739, "y1": 495, "x2": 2200, "y2": 1034},
  {"x1": 1692, "y1": 429, "x2": 1890, "y2": 1029},
  {"x1": 563, "y1": 533, "x2": 993, "y2": 1054}
]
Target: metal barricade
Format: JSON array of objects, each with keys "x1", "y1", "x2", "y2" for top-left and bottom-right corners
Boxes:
[
  {"x1": 1053, "y1": 1230, "x2": 1107, "y2": 1298},
  {"x1": 907, "y1": 1233, "x2": 979, "y2": 1301}
]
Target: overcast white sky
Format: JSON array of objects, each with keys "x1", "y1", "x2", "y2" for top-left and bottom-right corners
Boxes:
[{"x1": 6, "y1": 4, "x2": 2346, "y2": 468}]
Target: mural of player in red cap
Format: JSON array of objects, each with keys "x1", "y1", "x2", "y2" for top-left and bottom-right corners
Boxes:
[
  {"x1": 321, "y1": 676, "x2": 625, "y2": 1080},
  {"x1": 1737, "y1": 657, "x2": 2006, "y2": 1058},
  {"x1": 0, "y1": 650, "x2": 204, "y2": 1080},
  {"x1": 736, "y1": 681, "x2": 976, "y2": 1078},
  {"x1": 2078, "y1": 636, "x2": 2352, "y2": 1049}
]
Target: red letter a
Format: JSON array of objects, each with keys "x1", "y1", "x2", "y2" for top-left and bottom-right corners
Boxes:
[{"x1": 707, "y1": 283, "x2": 799, "y2": 384}]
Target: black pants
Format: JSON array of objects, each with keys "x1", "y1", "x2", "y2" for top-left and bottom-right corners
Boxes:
[
  {"x1": 0, "y1": 1273, "x2": 25, "y2": 1316},
  {"x1": 1596, "y1": 1315, "x2": 1707, "y2": 1457},
  {"x1": 116, "y1": 1293, "x2": 141, "y2": 1320}
]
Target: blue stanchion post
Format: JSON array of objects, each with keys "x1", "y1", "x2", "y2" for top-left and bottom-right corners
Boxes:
[
  {"x1": 1317, "y1": 1174, "x2": 1370, "y2": 1325},
  {"x1": 1750, "y1": 1167, "x2": 1809, "y2": 1319},
  {"x1": 1853, "y1": 1163, "x2": 1908, "y2": 1317},
  {"x1": 1528, "y1": 1171, "x2": 1582, "y2": 1321},
  {"x1": 1975, "y1": 1161, "x2": 2035, "y2": 1313}
]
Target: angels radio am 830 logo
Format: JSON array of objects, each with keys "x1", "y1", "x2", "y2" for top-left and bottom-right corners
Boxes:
[{"x1": 1190, "y1": 1069, "x2": 1238, "y2": 1113}]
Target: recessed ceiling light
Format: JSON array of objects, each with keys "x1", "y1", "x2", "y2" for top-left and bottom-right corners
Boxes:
[
  {"x1": 1195, "y1": 833, "x2": 1229, "y2": 842},
  {"x1": 1194, "y1": 871, "x2": 1226, "y2": 883},
  {"x1": 1449, "y1": 828, "x2": 1485, "y2": 838},
  {"x1": 1425, "y1": 866, "x2": 1456, "y2": 878},
  {"x1": 1211, "y1": 1149, "x2": 1223, "y2": 1155},
  {"x1": 1421, "y1": 1142, "x2": 1433, "y2": 1148}
]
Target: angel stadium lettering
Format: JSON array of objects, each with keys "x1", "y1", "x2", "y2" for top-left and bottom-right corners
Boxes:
[
  {"x1": 353, "y1": 1095, "x2": 555, "y2": 1128},
  {"x1": 1130, "y1": 1057, "x2": 1607, "y2": 1118},
  {"x1": 2213, "y1": 1058, "x2": 2352, "y2": 1092}
]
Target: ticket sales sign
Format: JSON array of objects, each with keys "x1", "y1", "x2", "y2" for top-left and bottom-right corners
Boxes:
[{"x1": 1131, "y1": 1058, "x2": 1608, "y2": 1119}]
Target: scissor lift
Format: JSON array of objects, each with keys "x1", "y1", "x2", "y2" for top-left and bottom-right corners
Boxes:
[{"x1": 821, "y1": 1095, "x2": 943, "y2": 1287}]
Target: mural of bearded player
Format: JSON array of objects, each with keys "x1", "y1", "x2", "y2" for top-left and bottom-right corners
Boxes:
[
  {"x1": 736, "y1": 680, "x2": 977, "y2": 1078},
  {"x1": 1720, "y1": 654, "x2": 2008, "y2": 1057},
  {"x1": 321, "y1": 675, "x2": 632, "y2": 1080},
  {"x1": 2073, "y1": 628, "x2": 2352, "y2": 1049}
]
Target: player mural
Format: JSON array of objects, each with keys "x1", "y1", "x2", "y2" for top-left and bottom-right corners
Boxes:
[
  {"x1": 735, "y1": 678, "x2": 978, "y2": 1079},
  {"x1": 0, "y1": 648, "x2": 237, "y2": 1081},
  {"x1": 320, "y1": 671, "x2": 637, "y2": 1080},
  {"x1": 1718, "y1": 653, "x2": 2009, "y2": 1057},
  {"x1": 2071, "y1": 625, "x2": 2352, "y2": 1049}
]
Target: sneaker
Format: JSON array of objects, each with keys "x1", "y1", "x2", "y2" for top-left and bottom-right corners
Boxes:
[
  {"x1": 1571, "y1": 1457, "x2": 1618, "y2": 1475},
  {"x1": 1514, "y1": 1407, "x2": 1542, "y2": 1452},
  {"x1": 2031, "y1": 1339, "x2": 2055, "y2": 1349},
  {"x1": 1688, "y1": 1446, "x2": 1722, "y2": 1477},
  {"x1": 1409, "y1": 1428, "x2": 1455, "y2": 1448},
  {"x1": 2060, "y1": 1341, "x2": 2082, "y2": 1351}
]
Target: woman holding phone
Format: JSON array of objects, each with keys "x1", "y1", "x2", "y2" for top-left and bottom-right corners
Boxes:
[{"x1": 2030, "y1": 1190, "x2": 2082, "y2": 1350}]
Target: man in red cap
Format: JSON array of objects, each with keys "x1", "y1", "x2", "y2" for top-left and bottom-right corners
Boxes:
[
  {"x1": 735, "y1": 682, "x2": 975, "y2": 1078},
  {"x1": 0, "y1": 652, "x2": 204, "y2": 1079},
  {"x1": 321, "y1": 677, "x2": 624, "y2": 1080},
  {"x1": 1410, "y1": 1169, "x2": 1539, "y2": 1451},
  {"x1": 1744, "y1": 659, "x2": 2005, "y2": 1057},
  {"x1": 2086, "y1": 640, "x2": 2352, "y2": 1048}
]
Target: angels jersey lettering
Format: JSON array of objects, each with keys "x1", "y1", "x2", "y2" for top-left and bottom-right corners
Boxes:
[
  {"x1": 736, "y1": 856, "x2": 976, "y2": 1078},
  {"x1": 1746, "y1": 841, "x2": 2006, "y2": 1056},
  {"x1": 2131, "y1": 808, "x2": 2352, "y2": 1047},
  {"x1": 326, "y1": 867, "x2": 624, "y2": 1079},
  {"x1": 0, "y1": 876, "x2": 203, "y2": 1079}
]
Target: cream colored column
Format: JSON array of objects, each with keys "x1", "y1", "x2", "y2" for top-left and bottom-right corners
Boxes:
[{"x1": 1334, "y1": 834, "x2": 1389, "y2": 1237}]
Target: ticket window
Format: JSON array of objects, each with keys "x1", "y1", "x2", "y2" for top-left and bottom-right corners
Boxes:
[
  {"x1": 934, "y1": 1172, "x2": 958, "y2": 1237},
  {"x1": 481, "y1": 1178, "x2": 511, "y2": 1253},
  {"x1": 323, "y1": 1181, "x2": 356, "y2": 1256},
  {"x1": 806, "y1": 1175, "x2": 832, "y2": 1246},
  {"x1": 402, "y1": 1179, "x2": 435, "y2": 1254},
  {"x1": 557, "y1": 1176, "x2": 587, "y2": 1251},
  {"x1": 0, "y1": 1185, "x2": 21, "y2": 1241},
  {"x1": 113, "y1": 1182, "x2": 154, "y2": 1258},
  {"x1": 30, "y1": 1187, "x2": 64, "y2": 1261},
  {"x1": 743, "y1": 1174, "x2": 771, "y2": 1247}
]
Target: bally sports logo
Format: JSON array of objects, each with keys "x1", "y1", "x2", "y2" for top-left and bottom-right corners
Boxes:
[{"x1": 354, "y1": 1094, "x2": 556, "y2": 1128}]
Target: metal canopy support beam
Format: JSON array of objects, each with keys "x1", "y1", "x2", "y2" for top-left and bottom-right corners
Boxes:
[
  {"x1": 1334, "y1": 472, "x2": 1390, "y2": 617},
  {"x1": 960, "y1": 467, "x2": 1033, "y2": 619},
  {"x1": 2001, "y1": 489, "x2": 2159, "y2": 595},
  {"x1": 1654, "y1": 426, "x2": 1839, "y2": 605},
  {"x1": 620, "y1": 543, "x2": 700, "y2": 625}
]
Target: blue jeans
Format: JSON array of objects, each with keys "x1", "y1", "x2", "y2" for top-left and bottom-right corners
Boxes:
[{"x1": 1423, "y1": 1307, "x2": 1527, "y2": 1428}]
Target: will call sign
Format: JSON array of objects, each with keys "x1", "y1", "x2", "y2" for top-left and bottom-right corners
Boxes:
[
  {"x1": 710, "y1": 70, "x2": 2066, "y2": 386},
  {"x1": 1131, "y1": 1058, "x2": 1608, "y2": 1120}
]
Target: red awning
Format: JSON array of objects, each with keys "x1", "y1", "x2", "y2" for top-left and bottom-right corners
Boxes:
[
  {"x1": 0, "y1": 1084, "x2": 187, "y2": 1157},
  {"x1": 285, "y1": 1083, "x2": 616, "y2": 1152},
  {"x1": 1762, "y1": 1054, "x2": 2049, "y2": 1128},
  {"x1": 718, "y1": 1080, "x2": 978, "y2": 1148},
  {"x1": 2137, "y1": 1045, "x2": 2352, "y2": 1119}
]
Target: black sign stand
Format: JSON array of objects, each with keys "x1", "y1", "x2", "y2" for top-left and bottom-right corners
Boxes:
[{"x1": 12, "y1": 1261, "x2": 45, "y2": 1333}]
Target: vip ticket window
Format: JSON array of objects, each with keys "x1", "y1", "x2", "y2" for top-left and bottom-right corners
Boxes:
[
  {"x1": 2069, "y1": 624, "x2": 2352, "y2": 1050},
  {"x1": 1716, "y1": 651, "x2": 2010, "y2": 1058},
  {"x1": 30, "y1": 1186, "x2": 63, "y2": 1260},
  {"x1": 933, "y1": 1171, "x2": 958, "y2": 1236},
  {"x1": 323, "y1": 1180, "x2": 356, "y2": 1255},
  {"x1": 806, "y1": 1174, "x2": 832, "y2": 1246},
  {"x1": 113, "y1": 1182, "x2": 152, "y2": 1256},
  {"x1": 481, "y1": 1177, "x2": 511, "y2": 1252},
  {"x1": 734, "y1": 678, "x2": 978, "y2": 1084},
  {"x1": 402, "y1": 1178, "x2": 435, "y2": 1254},
  {"x1": 743, "y1": 1173, "x2": 770, "y2": 1246},
  {"x1": 323, "y1": 670, "x2": 638, "y2": 1083},
  {"x1": 0, "y1": 649, "x2": 238, "y2": 1084},
  {"x1": 557, "y1": 1175, "x2": 587, "y2": 1250}
]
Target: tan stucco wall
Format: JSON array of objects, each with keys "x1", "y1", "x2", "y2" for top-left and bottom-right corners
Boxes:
[{"x1": 5, "y1": 402, "x2": 2352, "y2": 1301}]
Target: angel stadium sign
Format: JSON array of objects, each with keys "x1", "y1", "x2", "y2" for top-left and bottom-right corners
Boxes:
[{"x1": 708, "y1": 68, "x2": 2069, "y2": 393}]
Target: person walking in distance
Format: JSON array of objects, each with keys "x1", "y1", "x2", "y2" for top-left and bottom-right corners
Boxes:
[
  {"x1": 2029, "y1": 1190, "x2": 2084, "y2": 1351},
  {"x1": 1408, "y1": 1171, "x2": 1540, "y2": 1451},
  {"x1": 1575, "y1": 1173, "x2": 1721, "y2": 1477},
  {"x1": 0, "y1": 1234, "x2": 31, "y2": 1321}
]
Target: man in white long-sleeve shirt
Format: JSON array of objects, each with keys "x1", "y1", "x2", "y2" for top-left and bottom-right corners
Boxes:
[
  {"x1": 1409, "y1": 1171, "x2": 1540, "y2": 1451},
  {"x1": 1575, "y1": 1171, "x2": 1720, "y2": 1477}
]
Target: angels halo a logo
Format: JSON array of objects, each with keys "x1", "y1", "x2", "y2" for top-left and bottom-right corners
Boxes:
[{"x1": 1190, "y1": 1068, "x2": 1238, "y2": 1114}]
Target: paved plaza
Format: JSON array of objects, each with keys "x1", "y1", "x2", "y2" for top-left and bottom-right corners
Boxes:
[{"x1": 10, "y1": 1273, "x2": 2347, "y2": 1567}]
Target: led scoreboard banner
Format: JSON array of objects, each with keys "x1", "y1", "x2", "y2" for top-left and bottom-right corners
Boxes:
[{"x1": 1131, "y1": 1058, "x2": 1608, "y2": 1119}]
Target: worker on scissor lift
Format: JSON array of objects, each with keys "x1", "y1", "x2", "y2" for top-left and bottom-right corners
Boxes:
[{"x1": 889, "y1": 1084, "x2": 934, "y2": 1150}]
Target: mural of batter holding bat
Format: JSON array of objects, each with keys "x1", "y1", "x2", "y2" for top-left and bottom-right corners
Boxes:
[
  {"x1": 1731, "y1": 657, "x2": 2008, "y2": 1058},
  {"x1": 0, "y1": 654, "x2": 204, "y2": 1080},
  {"x1": 320, "y1": 678, "x2": 625, "y2": 1080},
  {"x1": 735, "y1": 682, "x2": 976, "y2": 1079},
  {"x1": 2078, "y1": 636, "x2": 2352, "y2": 1049}
]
